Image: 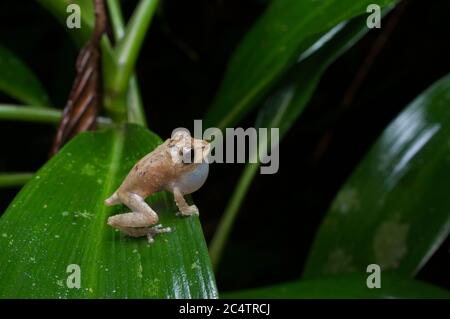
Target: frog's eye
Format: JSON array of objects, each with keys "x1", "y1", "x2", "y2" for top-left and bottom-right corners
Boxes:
[{"x1": 173, "y1": 130, "x2": 190, "y2": 139}]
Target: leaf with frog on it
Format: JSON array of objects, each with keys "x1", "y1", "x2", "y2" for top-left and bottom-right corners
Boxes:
[
  {"x1": 0, "y1": 124, "x2": 217, "y2": 298},
  {"x1": 303, "y1": 74, "x2": 450, "y2": 278}
]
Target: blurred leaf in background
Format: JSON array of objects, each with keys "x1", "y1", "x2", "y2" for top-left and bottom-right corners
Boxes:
[
  {"x1": 209, "y1": 14, "x2": 378, "y2": 269},
  {"x1": 223, "y1": 273, "x2": 450, "y2": 299},
  {"x1": 205, "y1": 0, "x2": 397, "y2": 129},
  {"x1": 304, "y1": 74, "x2": 450, "y2": 278},
  {"x1": 37, "y1": 0, "x2": 94, "y2": 46},
  {"x1": 0, "y1": 45, "x2": 51, "y2": 107}
]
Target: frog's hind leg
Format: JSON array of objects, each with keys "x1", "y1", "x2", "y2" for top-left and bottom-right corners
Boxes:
[
  {"x1": 112, "y1": 192, "x2": 159, "y2": 225},
  {"x1": 111, "y1": 224, "x2": 171, "y2": 243},
  {"x1": 108, "y1": 191, "x2": 171, "y2": 243}
]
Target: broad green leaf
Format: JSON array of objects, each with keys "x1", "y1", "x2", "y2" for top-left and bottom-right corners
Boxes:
[
  {"x1": 0, "y1": 124, "x2": 217, "y2": 298},
  {"x1": 205, "y1": 0, "x2": 397, "y2": 129},
  {"x1": 256, "y1": 15, "x2": 372, "y2": 137},
  {"x1": 222, "y1": 273, "x2": 450, "y2": 299},
  {"x1": 209, "y1": 15, "x2": 374, "y2": 269},
  {"x1": 0, "y1": 46, "x2": 51, "y2": 107},
  {"x1": 304, "y1": 75, "x2": 450, "y2": 278},
  {"x1": 37, "y1": 0, "x2": 95, "y2": 46}
]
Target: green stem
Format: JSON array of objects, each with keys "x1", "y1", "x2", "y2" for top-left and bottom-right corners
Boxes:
[
  {"x1": 104, "y1": 0, "x2": 150, "y2": 127},
  {"x1": 110, "y1": 0, "x2": 159, "y2": 96},
  {"x1": 127, "y1": 76, "x2": 147, "y2": 126},
  {"x1": 209, "y1": 130, "x2": 271, "y2": 271},
  {"x1": 106, "y1": 0, "x2": 125, "y2": 39},
  {"x1": 0, "y1": 172, "x2": 34, "y2": 188},
  {"x1": 0, "y1": 104, "x2": 112, "y2": 127},
  {"x1": 208, "y1": 162, "x2": 260, "y2": 271},
  {"x1": 0, "y1": 105, "x2": 60, "y2": 123}
]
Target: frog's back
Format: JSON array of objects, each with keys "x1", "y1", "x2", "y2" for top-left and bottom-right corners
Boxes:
[{"x1": 118, "y1": 142, "x2": 171, "y2": 197}]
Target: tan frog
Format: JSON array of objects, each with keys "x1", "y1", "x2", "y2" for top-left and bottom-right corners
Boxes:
[{"x1": 105, "y1": 130, "x2": 210, "y2": 243}]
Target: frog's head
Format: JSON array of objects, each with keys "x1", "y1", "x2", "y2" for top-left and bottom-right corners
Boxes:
[{"x1": 169, "y1": 130, "x2": 211, "y2": 165}]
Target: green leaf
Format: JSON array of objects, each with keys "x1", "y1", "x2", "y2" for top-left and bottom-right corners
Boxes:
[
  {"x1": 304, "y1": 75, "x2": 450, "y2": 278},
  {"x1": 0, "y1": 46, "x2": 51, "y2": 107},
  {"x1": 37, "y1": 0, "x2": 95, "y2": 46},
  {"x1": 0, "y1": 124, "x2": 217, "y2": 298},
  {"x1": 256, "y1": 16, "x2": 372, "y2": 138},
  {"x1": 205, "y1": 0, "x2": 397, "y2": 129},
  {"x1": 222, "y1": 273, "x2": 450, "y2": 299},
  {"x1": 209, "y1": 15, "x2": 373, "y2": 270}
]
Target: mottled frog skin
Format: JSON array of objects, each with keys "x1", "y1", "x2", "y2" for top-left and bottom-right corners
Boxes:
[{"x1": 105, "y1": 130, "x2": 210, "y2": 243}]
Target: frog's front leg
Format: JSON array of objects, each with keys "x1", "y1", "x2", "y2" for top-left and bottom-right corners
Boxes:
[
  {"x1": 107, "y1": 191, "x2": 171, "y2": 242},
  {"x1": 173, "y1": 187, "x2": 199, "y2": 216}
]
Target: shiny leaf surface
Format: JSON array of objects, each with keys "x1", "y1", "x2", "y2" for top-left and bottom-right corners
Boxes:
[
  {"x1": 205, "y1": 0, "x2": 397, "y2": 129},
  {"x1": 304, "y1": 75, "x2": 450, "y2": 278}
]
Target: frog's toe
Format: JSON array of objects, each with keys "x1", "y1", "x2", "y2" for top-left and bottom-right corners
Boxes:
[
  {"x1": 153, "y1": 224, "x2": 172, "y2": 232},
  {"x1": 146, "y1": 224, "x2": 172, "y2": 243}
]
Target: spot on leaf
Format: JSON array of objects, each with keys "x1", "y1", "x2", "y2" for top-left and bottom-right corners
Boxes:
[{"x1": 373, "y1": 220, "x2": 409, "y2": 269}]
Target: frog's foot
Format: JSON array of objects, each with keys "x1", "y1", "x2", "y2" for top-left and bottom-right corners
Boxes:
[
  {"x1": 146, "y1": 224, "x2": 172, "y2": 243},
  {"x1": 176, "y1": 204, "x2": 199, "y2": 217},
  {"x1": 173, "y1": 188, "x2": 200, "y2": 217}
]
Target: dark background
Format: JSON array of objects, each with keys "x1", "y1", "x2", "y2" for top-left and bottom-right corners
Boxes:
[{"x1": 0, "y1": 0, "x2": 449, "y2": 292}]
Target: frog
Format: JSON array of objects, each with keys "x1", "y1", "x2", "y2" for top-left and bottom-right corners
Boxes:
[{"x1": 105, "y1": 130, "x2": 210, "y2": 243}]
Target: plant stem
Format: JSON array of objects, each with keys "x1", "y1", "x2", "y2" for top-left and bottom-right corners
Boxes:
[
  {"x1": 110, "y1": 0, "x2": 159, "y2": 97},
  {"x1": 209, "y1": 162, "x2": 260, "y2": 271},
  {"x1": 104, "y1": 0, "x2": 150, "y2": 127},
  {"x1": 0, "y1": 105, "x2": 60, "y2": 123},
  {"x1": 0, "y1": 172, "x2": 34, "y2": 188},
  {"x1": 106, "y1": 0, "x2": 125, "y2": 39},
  {"x1": 209, "y1": 129, "x2": 272, "y2": 271},
  {"x1": 0, "y1": 104, "x2": 112, "y2": 127},
  {"x1": 127, "y1": 76, "x2": 147, "y2": 126}
]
